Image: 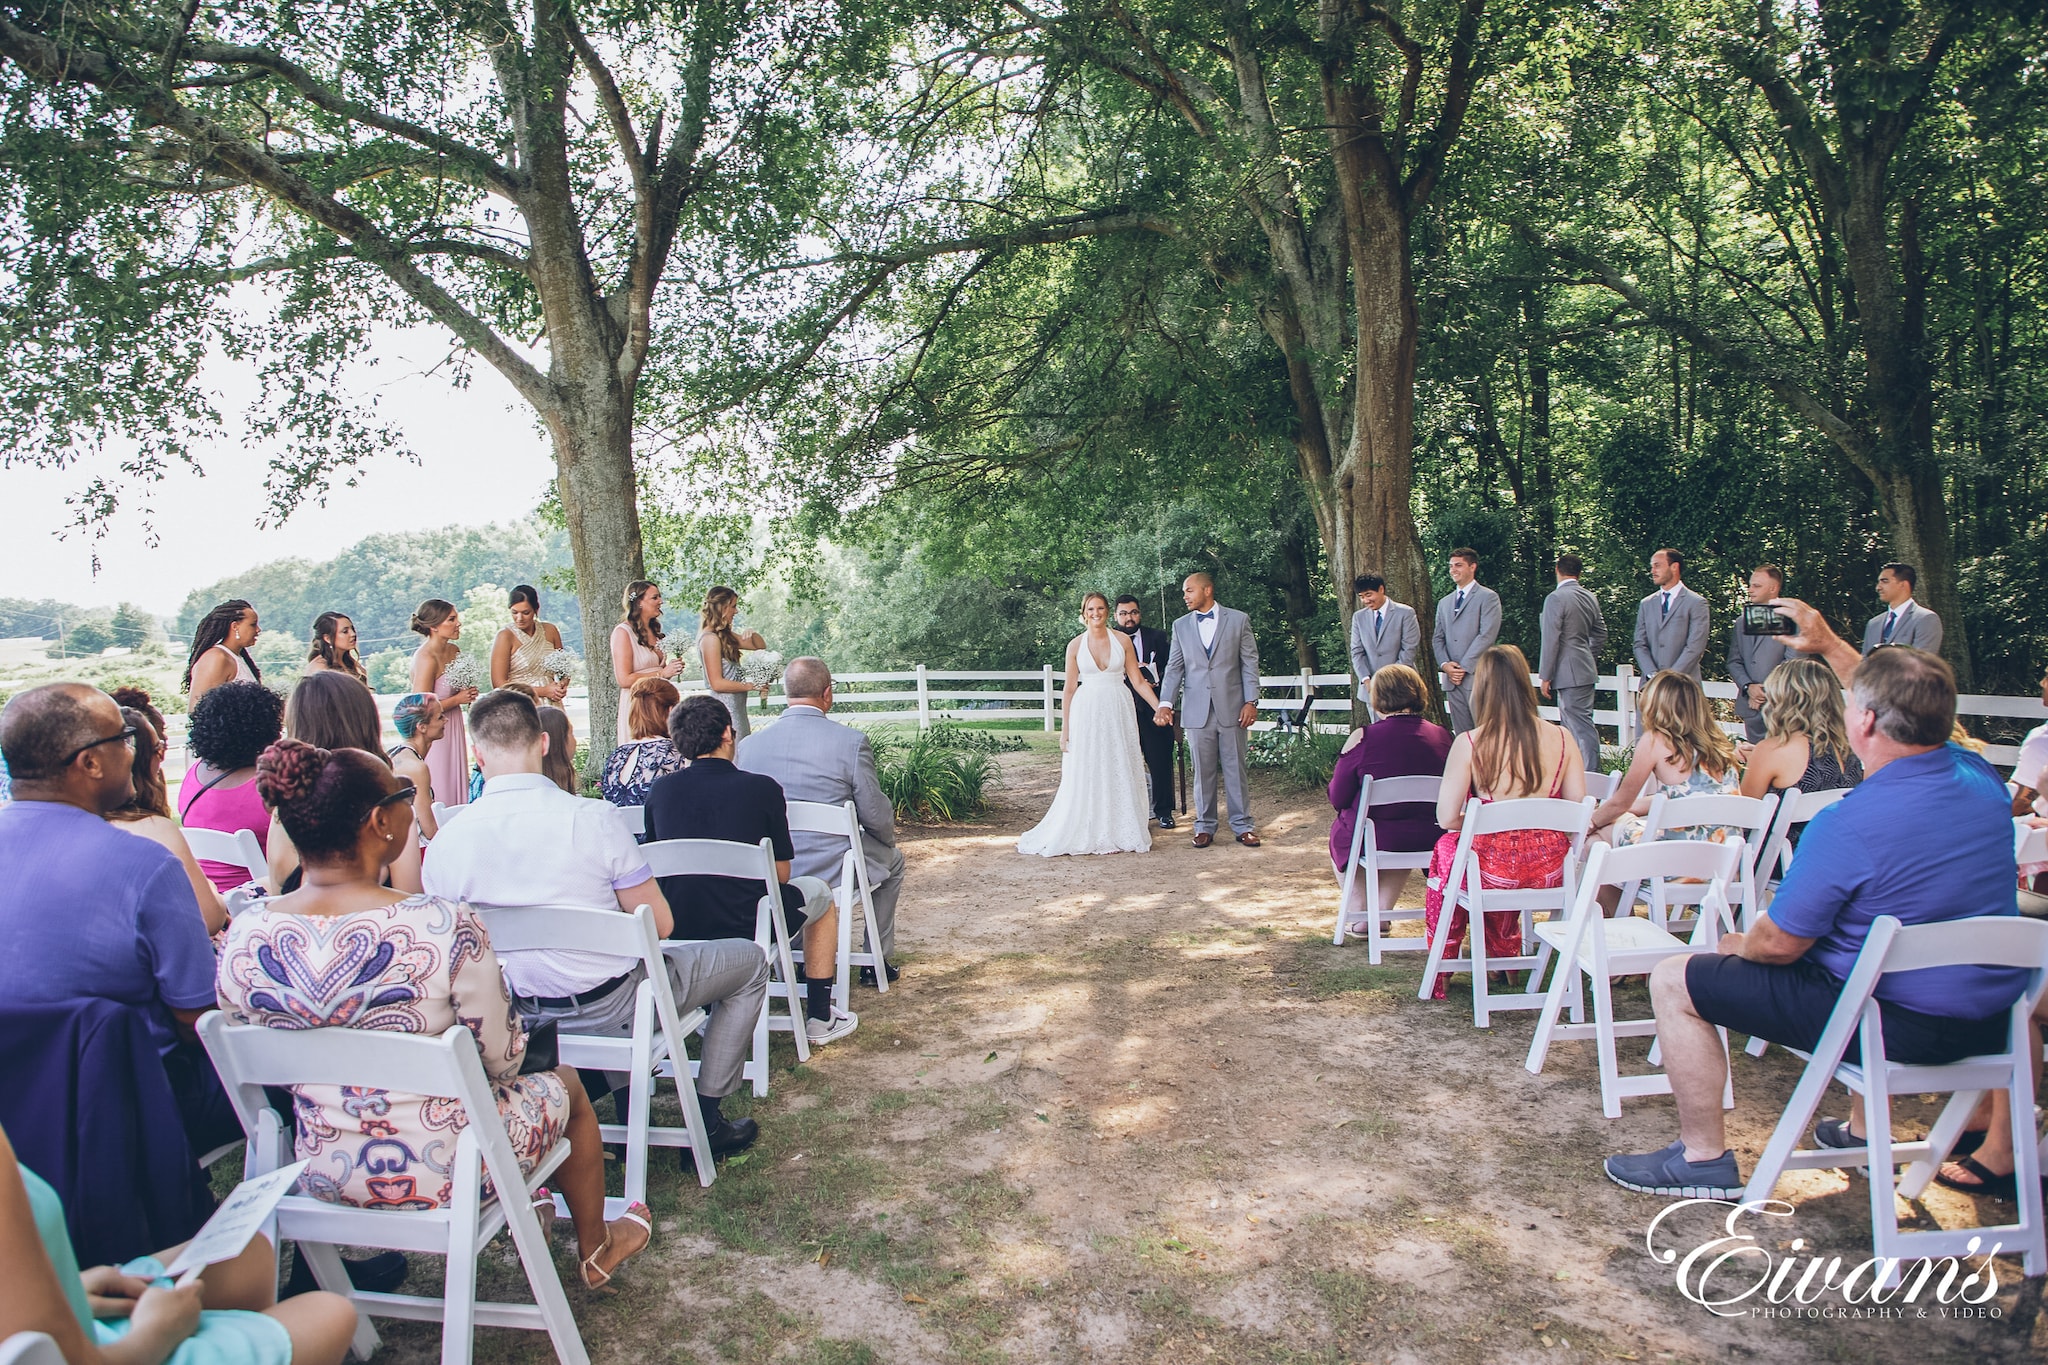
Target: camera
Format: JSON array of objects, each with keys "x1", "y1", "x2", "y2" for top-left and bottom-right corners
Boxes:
[{"x1": 1741, "y1": 604, "x2": 1795, "y2": 637}]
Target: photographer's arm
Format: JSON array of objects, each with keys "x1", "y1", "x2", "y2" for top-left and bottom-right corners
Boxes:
[{"x1": 1767, "y1": 599, "x2": 1861, "y2": 687}]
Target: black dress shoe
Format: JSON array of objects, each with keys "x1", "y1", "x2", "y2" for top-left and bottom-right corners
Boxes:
[
  {"x1": 857, "y1": 962, "x2": 901, "y2": 987},
  {"x1": 1158, "y1": 813, "x2": 1178, "y2": 829},
  {"x1": 680, "y1": 1113, "x2": 759, "y2": 1171},
  {"x1": 284, "y1": 1246, "x2": 407, "y2": 1297}
]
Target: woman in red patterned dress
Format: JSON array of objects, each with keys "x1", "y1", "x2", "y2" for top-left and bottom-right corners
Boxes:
[{"x1": 1423, "y1": 646, "x2": 1589, "y2": 998}]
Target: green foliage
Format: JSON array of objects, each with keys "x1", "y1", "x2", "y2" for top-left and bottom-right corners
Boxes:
[
  {"x1": 870, "y1": 730, "x2": 1000, "y2": 823},
  {"x1": 62, "y1": 620, "x2": 113, "y2": 656},
  {"x1": 1247, "y1": 730, "x2": 1345, "y2": 793},
  {"x1": 923, "y1": 720, "x2": 1027, "y2": 756},
  {"x1": 362, "y1": 649, "x2": 413, "y2": 695}
]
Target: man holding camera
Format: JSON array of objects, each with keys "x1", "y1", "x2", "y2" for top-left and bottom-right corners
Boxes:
[{"x1": 1728, "y1": 564, "x2": 1794, "y2": 741}]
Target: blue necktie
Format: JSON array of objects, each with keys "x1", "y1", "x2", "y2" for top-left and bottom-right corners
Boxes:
[
  {"x1": 1660, "y1": 592, "x2": 1671, "y2": 620},
  {"x1": 1882, "y1": 611, "x2": 1897, "y2": 644},
  {"x1": 1374, "y1": 610, "x2": 1385, "y2": 640},
  {"x1": 1455, "y1": 589, "x2": 1466, "y2": 614}
]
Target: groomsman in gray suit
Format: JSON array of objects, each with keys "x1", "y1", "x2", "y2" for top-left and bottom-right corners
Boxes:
[
  {"x1": 1156, "y1": 573, "x2": 1262, "y2": 847},
  {"x1": 1861, "y1": 561, "x2": 1943, "y2": 655},
  {"x1": 1631, "y1": 548, "x2": 1710, "y2": 681},
  {"x1": 1347, "y1": 574, "x2": 1421, "y2": 715},
  {"x1": 1728, "y1": 563, "x2": 1793, "y2": 741},
  {"x1": 1539, "y1": 554, "x2": 1606, "y2": 767},
  {"x1": 1431, "y1": 547, "x2": 1501, "y2": 733}
]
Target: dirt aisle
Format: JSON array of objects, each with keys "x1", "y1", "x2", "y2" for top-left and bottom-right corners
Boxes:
[{"x1": 424, "y1": 742, "x2": 2040, "y2": 1364}]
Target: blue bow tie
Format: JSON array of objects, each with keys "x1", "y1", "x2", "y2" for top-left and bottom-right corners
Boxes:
[{"x1": 1195, "y1": 610, "x2": 1215, "y2": 621}]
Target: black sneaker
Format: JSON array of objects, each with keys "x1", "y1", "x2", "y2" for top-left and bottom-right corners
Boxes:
[{"x1": 284, "y1": 1246, "x2": 408, "y2": 1297}]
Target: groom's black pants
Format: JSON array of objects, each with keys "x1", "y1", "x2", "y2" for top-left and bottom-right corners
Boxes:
[{"x1": 1135, "y1": 705, "x2": 1178, "y2": 818}]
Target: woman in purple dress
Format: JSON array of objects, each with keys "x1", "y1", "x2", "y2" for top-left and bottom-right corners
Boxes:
[{"x1": 1328, "y1": 665, "x2": 1453, "y2": 933}]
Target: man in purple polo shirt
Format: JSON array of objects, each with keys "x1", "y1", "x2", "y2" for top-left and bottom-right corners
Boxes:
[
  {"x1": 1605, "y1": 645, "x2": 2028, "y2": 1199},
  {"x1": 0, "y1": 684, "x2": 224, "y2": 1149}
]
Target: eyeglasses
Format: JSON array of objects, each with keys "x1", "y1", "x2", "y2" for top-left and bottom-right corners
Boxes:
[
  {"x1": 364, "y1": 784, "x2": 418, "y2": 822},
  {"x1": 54, "y1": 725, "x2": 138, "y2": 768}
]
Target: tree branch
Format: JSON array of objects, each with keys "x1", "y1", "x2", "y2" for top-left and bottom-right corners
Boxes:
[{"x1": 1401, "y1": 0, "x2": 1483, "y2": 206}]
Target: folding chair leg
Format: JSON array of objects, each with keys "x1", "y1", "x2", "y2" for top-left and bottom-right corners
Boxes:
[
  {"x1": 301, "y1": 1241, "x2": 380, "y2": 1360},
  {"x1": 622, "y1": 1026, "x2": 654, "y2": 1210},
  {"x1": 441, "y1": 1173, "x2": 482, "y2": 1365},
  {"x1": 496, "y1": 1166, "x2": 588, "y2": 1365},
  {"x1": 1741, "y1": 1023, "x2": 1859, "y2": 1204},
  {"x1": 1417, "y1": 896, "x2": 1455, "y2": 1002},
  {"x1": 1334, "y1": 861, "x2": 1356, "y2": 947},
  {"x1": 1896, "y1": 1090, "x2": 1982, "y2": 1201},
  {"x1": 1471, "y1": 900, "x2": 1492, "y2": 1028},
  {"x1": 834, "y1": 886, "x2": 854, "y2": 1015},
  {"x1": 776, "y1": 920, "x2": 812, "y2": 1065},
  {"x1": 1592, "y1": 973, "x2": 1623, "y2": 1119}
]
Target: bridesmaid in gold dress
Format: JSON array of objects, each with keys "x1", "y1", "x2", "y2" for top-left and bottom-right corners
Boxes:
[{"x1": 490, "y1": 584, "x2": 569, "y2": 702}]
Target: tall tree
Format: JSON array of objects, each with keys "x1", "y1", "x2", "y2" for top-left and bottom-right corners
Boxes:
[{"x1": 0, "y1": 0, "x2": 856, "y2": 756}]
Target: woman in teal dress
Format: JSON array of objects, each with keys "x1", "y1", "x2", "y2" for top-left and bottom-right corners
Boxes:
[{"x1": 0, "y1": 1123, "x2": 356, "y2": 1365}]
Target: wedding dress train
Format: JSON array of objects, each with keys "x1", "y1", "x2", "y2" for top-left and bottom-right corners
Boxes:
[{"x1": 1018, "y1": 629, "x2": 1153, "y2": 857}]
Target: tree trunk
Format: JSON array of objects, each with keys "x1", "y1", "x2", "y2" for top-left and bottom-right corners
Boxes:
[{"x1": 1278, "y1": 522, "x2": 1321, "y2": 675}]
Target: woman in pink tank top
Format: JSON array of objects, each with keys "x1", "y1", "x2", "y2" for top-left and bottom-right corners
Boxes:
[{"x1": 179, "y1": 677, "x2": 285, "y2": 892}]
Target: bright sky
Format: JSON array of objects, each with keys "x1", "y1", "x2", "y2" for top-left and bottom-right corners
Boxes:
[{"x1": 0, "y1": 330, "x2": 557, "y2": 617}]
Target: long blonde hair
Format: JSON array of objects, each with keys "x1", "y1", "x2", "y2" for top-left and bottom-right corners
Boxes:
[
  {"x1": 1763, "y1": 658, "x2": 1854, "y2": 770},
  {"x1": 700, "y1": 586, "x2": 741, "y2": 665},
  {"x1": 1637, "y1": 671, "x2": 1736, "y2": 779},
  {"x1": 1469, "y1": 645, "x2": 1546, "y2": 795}
]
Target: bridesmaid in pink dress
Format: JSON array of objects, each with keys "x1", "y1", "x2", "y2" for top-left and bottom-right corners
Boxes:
[
  {"x1": 610, "y1": 580, "x2": 685, "y2": 742},
  {"x1": 409, "y1": 598, "x2": 479, "y2": 807}
]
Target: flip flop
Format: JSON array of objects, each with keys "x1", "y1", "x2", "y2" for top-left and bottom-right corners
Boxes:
[{"x1": 1934, "y1": 1155, "x2": 2017, "y2": 1200}]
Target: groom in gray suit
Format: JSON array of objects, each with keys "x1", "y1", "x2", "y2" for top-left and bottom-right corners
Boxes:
[
  {"x1": 1155, "y1": 572, "x2": 1261, "y2": 847},
  {"x1": 1431, "y1": 547, "x2": 1501, "y2": 733},
  {"x1": 736, "y1": 657, "x2": 905, "y2": 980}
]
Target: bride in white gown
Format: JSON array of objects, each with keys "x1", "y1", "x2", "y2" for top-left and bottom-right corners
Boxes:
[{"x1": 1018, "y1": 593, "x2": 1164, "y2": 857}]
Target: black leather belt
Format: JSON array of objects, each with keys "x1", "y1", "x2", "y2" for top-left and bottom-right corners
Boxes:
[{"x1": 525, "y1": 971, "x2": 633, "y2": 1009}]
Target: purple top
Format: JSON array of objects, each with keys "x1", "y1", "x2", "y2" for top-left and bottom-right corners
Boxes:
[{"x1": 1328, "y1": 714, "x2": 1455, "y2": 868}]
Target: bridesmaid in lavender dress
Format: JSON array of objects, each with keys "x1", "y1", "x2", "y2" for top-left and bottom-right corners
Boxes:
[
  {"x1": 610, "y1": 580, "x2": 686, "y2": 742},
  {"x1": 409, "y1": 598, "x2": 478, "y2": 808}
]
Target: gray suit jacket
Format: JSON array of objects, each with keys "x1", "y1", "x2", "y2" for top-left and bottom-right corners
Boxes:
[
  {"x1": 1861, "y1": 600, "x2": 1943, "y2": 656},
  {"x1": 735, "y1": 704, "x2": 897, "y2": 889},
  {"x1": 1159, "y1": 605, "x2": 1260, "y2": 730},
  {"x1": 1539, "y1": 580, "x2": 1606, "y2": 689},
  {"x1": 1432, "y1": 584, "x2": 1501, "y2": 673},
  {"x1": 1349, "y1": 600, "x2": 1421, "y2": 681},
  {"x1": 1632, "y1": 583, "x2": 1710, "y2": 679},
  {"x1": 1727, "y1": 615, "x2": 1793, "y2": 720}
]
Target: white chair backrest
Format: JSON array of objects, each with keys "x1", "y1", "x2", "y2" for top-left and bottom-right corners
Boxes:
[
  {"x1": 1585, "y1": 770, "x2": 1624, "y2": 802},
  {"x1": 184, "y1": 826, "x2": 267, "y2": 882},
  {"x1": 1755, "y1": 784, "x2": 1852, "y2": 881},
  {"x1": 1581, "y1": 836, "x2": 1744, "y2": 892},
  {"x1": 1872, "y1": 913, "x2": 2048, "y2": 984},
  {"x1": 471, "y1": 901, "x2": 658, "y2": 960},
  {"x1": 431, "y1": 801, "x2": 459, "y2": 829},
  {"x1": 642, "y1": 836, "x2": 778, "y2": 886},
  {"x1": 1643, "y1": 792, "x2": 1777, "y2": 841},
  {"x1": 611, "y1": 804, "x2": 646, "y2": 836},
  {"x1": 1364, "y1": 775, "x2": 1443, "y2": 810},
  {"x1": 2017, "y1": 819, "x2": 2048, "y2": 866},
  {"x1": 787, "y1": 799, "x2": 859, "y2": 837},
  {"x1": 204, "y1": 1012, "x2": 496, "y2": 1101},
  {"x1": 1462, "y1": 795, "x2": 1597, "y2": 840},
  {"x1": 0, "y1": 1334, "x2": 65, "y2": 1365}
]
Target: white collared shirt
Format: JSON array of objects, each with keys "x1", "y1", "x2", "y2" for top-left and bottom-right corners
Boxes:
[
  {"x1": 421, "y1": 772, "x2": 652, "y2": 997},
  {"x1": 1197, "y1": 611, "x2": 1218, "y2": 651}
]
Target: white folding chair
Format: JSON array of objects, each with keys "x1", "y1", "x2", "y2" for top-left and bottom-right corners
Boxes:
[
  {"x1": 222, "y1": 884, "x2": 264, "y2": 920},
  {"x1": 431, "y1": 800, "x2": 461, "y2": 829},
  {"x1": 1418, "y1": 795, "x2": 1596, "y2": 1027},
  {"x1": 1584, "y1": 770, "x2": 1625, "y2": 803},
  {"x1": 2015, "y1": 819, "x2": 2048, "y2": 919},
  {"x1": 1525, "y1": 840, "x2": 1743, "y2": 1116},
  {"x1": 1617, "y1": 792, "x2": 1776, "y2": 935},
  {"x1": 198, "y1": 1014, "x2": 586, "y2": 1365},
  {"x1": 642, "y1": 837, "x2": 810, "y2": 1096},
  {"x1": 1331, "y1": 774, "x2": 1440, "y2": 958},
  {"x1": 786, "y1": 799, "x2": 889, "y2": 1008},
  {"x1": 609, "y1": 804, "x2": 646, "y2": 837},
  {"x1": 471, "y1": 903, "x2": 715, "y2": 1202},
  {"x1": 1740, "y1": 915, "x2": 2048, "y2": 1282},
  {"x1": 1752, "y1": 785, "x2": 1853, "y2": 910},
  {"x1": 0, "y1": 1335, "x2": 64, "y2": 1365},
  {"x1": 183, "y1": 826, "x2": 267, "y2": 887}
]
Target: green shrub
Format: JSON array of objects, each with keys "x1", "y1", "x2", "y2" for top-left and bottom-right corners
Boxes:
[
  {"x1": 1247, "y1": 728, "x2": 1345, "y2": 791},
  {"x1": 871, "y1": 730, "x2": 999, "y2": 821},
  {"x1": 924, "y1": 719, "x2": 1028, "y2": 755}
]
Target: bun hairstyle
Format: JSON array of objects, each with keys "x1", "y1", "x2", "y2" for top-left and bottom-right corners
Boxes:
[
  {"x1": 184, "y1": 599, "x2": 260, "y2": 691},
  {"x1": 623, "y1": 580, "x2": 664, "y2": 648},
  {"x1": 510, "y1": 585, "x2": 541, "y2": 612},
  {"x1": 256, "y1": 739, "x2": 398, "y2": 861},
  {"x1": 410, "y1": 599, "x2": 457, "y2": 636},
  {"x1": 108, "y1": 686, "x2": 164, "y2": 738}
]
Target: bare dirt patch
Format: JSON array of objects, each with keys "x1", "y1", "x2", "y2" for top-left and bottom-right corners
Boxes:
[{"x1": 370, "y1": 740, "x2": 2042, "y2": 1363}]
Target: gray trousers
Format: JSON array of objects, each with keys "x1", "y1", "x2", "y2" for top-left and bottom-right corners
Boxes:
[
  {"x1": 1187, "y1": 721, "x2": 1254, "y2": 835},
  {"x1": 1737, "y1": 708, "x2": 1768, "y2": 742},
  {"x1": 1554, "y1": 684, "x2": 1600, "y2": 770},
  {"x1": 1444, "y1": 681, "x2": 1476, "y2": 734},
  {"x1": 523, "y1": 937, "x2": 769, "y2": 1100},
  {"x1": 864, "y1": 847, "x2": 906, "y2": 960}
]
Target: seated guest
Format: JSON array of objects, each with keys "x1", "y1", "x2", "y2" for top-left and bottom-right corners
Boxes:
[
  {"x1": 1327, "y1": 664, "x2": 1452, "y2": 931},
  {"x1": 1591, "y1": 670, "x2": 1739, "y2": 847},
  {"x1": 179, "y1": 680, "x2": 285, "y2": 894},
  {"x1": 1605, "y1": 646, "x2": 2029, "y2": 1199},
  {"x1": 651, "y1": 694, "x2": 855, "y2": 1044},
  {"x1": 736, "y1": 657, "x2": 906, "y2": 985},
  {"x1": 0, "y1": 684, "x2": 232, "y2": 1168},
  {"x1": 538, "y1": 705, "x2": 579, "y2": 794},
  {"x1": 0, "y1": 1121, "x2": 357, "y2": 1365},
  {"x1": 106, "y1": 692, "x2": 228, "y2": 934},
  {"x1": 468, "y1": 683, "x2": 540, "y2": 803},
  {"x1": 272, "y1": 672, "x2": 421, "y2": 893},
  {"x1": 386, "y1": 692, "x2": 446, "y2": 840},
  {"x1": 601, "y1": 677, "x2": 685, "y2": 808},
  {"x1": 220, "y1": 739, "x2": 654, "y2": 1288},
  {"x1": 2009, "y1": 664, "x2": 2048, "y2": 817},
  {"x1": 1737, "y1": 657, "x2": 1863, "y2": 807},
  {"x1": 422, "y1": 690, "x2": 769, "y2": 1165},
  {"x1": 1423, "y1": 646, "x2": 1588, "y2": 999}
]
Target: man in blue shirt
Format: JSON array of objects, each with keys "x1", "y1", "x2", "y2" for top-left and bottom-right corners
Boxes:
[{"x1": 1606, "y1": 645, "x2": 2028, "y2": 1199}]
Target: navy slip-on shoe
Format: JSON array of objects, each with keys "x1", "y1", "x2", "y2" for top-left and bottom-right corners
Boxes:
[{"x1": 1604, "y1": 1141, "x2": 1743, "y2": 1199}]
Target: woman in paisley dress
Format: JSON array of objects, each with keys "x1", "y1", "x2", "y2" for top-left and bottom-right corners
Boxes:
[
  {"x1": 491, "y1": 584, "x2": 569, "y2": 703},
  {"x1": 215, "y1": 739, "x2": 653, "y2": 1290}
]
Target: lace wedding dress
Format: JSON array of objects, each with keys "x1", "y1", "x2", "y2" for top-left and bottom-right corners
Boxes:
[{"x1": 1018, "y1": 629, "x2": 1153, "y2": 857}]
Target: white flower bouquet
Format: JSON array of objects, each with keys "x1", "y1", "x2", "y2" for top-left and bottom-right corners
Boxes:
[
  {"x1": 540, "y1": 648, "x2": 580, "y2": 683},
  {"x1": 441, "y1": 655, "x2": 483, "y2": 696},
  {"x1": 736, "y1": 650, "x2": 783, "y2": 711},
  {"x1": 666, "y1": 634, "x2": 699, "y2": 676}
]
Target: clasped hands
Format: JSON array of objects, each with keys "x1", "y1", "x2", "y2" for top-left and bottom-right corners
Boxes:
[{"x1": 1152, "y1": 703, "x2": 1258, "y2": 729}]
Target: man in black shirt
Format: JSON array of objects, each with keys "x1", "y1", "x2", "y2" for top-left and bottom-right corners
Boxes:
[
  {"x1": 1115, "y1": 595, "x2": 1178, "y2": 828},
  {"x1": 644, "y1": 695, "x2": 856, "y2": 1045}
]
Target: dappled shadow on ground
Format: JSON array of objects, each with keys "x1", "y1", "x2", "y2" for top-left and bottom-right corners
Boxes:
[{"x1": 359, "y1": 744, "x2": 2041, "y2": 1363}]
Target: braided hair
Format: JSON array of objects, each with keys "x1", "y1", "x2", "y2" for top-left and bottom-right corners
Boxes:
[
  {"x1": 255, "y1": 739, "x2": 395, "y2": 861},
  {"x1": 184, "y1": 600, "x2": 259, "y2": 691}
]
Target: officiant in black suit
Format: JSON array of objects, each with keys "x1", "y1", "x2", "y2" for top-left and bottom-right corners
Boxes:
[{"x1": 1116, "y1": 595, "x2": 1179, "y2": 828}]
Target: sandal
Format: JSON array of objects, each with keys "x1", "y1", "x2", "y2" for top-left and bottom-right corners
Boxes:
[
  {"x1": 580, "y1": 1202, "x2": 654, "y2": 1290},
  {"x1": 529, "y1": 1188, "x2": 558, "y2": 1239},
  {"x1": 1934, "y1": 1155, "x2": 2017, "y2": 1200}
]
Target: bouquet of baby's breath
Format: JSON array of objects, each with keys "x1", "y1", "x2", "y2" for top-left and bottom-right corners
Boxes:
[
  {"x1": 736, "y1": 650, "x2": 782, "y2": 712},
  {"x1": 666, "y1": 634, "x2": 699, "y2": 676},
  {"x1": 441, "y1": 656, "x2": 482, "y2": 694},
  {"x1": 540, "y1": 648, "x2": 580, "y2": 683}
]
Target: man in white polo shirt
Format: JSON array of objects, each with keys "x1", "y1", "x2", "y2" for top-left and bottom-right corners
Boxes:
[{"x1": 424, "y1": 689, "x2": 769, "y2": 1165}]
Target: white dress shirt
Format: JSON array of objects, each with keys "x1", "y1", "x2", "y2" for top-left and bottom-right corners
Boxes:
[
  {"x1": 421, "y1": 773, "x2": 652, "y2": 997},
  {"x1": 1197, "y1": 611, "x2": 1218, "y2": 651}
]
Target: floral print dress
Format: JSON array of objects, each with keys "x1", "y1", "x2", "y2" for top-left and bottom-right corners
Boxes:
[{"x1": 215, "y1": 894, "x2": 568, "y2": 1209}]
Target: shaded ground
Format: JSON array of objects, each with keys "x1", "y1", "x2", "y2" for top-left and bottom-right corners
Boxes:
[{"x1": 364, "y1": 739, "x2": 2042, "y2": 1363}]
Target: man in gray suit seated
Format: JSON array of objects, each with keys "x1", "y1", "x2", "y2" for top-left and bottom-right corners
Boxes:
[
  {"x1": 736, "y1": 657, "x2": 906, "y2": 984},
  {"x1": 1631, "y1": 547, "x2": 1710, "y2": 681},
  {"x1": 1538, "y1": 554, "x2": 1606, "y2": 768},
  {"x1": 1861, "y1": 561, "x2": 1943, "y2": 656},
  {"x1": 1348, "y1": 574, "x2": 1421, "y2": 714},
  {"x1": 1728, "y1": 563, "x2": 1793, "y2": 741},
  {"x1": 1431, "y1": 547, "x2": 1501, "y2": 733}
]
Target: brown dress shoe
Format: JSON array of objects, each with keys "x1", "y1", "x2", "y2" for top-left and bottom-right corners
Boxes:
[
  {"x1": 1191, "y1": 832, "x2": 1214, "y2": 848},
  {"x1": 1236, "y1": 831, "x2": 1262, "y2": 847}
]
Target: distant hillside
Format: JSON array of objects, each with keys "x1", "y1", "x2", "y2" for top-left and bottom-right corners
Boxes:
[
  {"x1": 0, "y1": 597, "x2": 165, "y2": 653},
  {"x1": 175, "y1": 519, "x2": 584, "y2": 657}
]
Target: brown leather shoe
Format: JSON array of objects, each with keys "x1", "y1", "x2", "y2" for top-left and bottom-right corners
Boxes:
[
  {"x1": 1235, "y1": 831, "x2": 1262, "y2": 847},
  {"x1": 1191, "y1": 832, "x2": 1214, "y2": 848}
]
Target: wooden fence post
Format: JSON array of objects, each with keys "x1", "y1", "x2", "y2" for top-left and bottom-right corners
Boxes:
[
  {"x1": 915, "y1": 663, "x2": 931, "y2": 729},
  {"x1": 1042, "y1": 665, "x2": 1056, "y2": 733}
]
